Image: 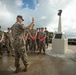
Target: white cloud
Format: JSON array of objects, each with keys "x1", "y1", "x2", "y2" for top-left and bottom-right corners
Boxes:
[
  {"x1": 0, "y1": 4, "x2": 12, "y2": 19},
  {"x1": 0, "y1": 1, "x2": 15, "y2": 31},
  {"x1": 40, "y1": 16, "x2": 47, "y2": 20},
  {"x1": 61, "y1": 0, "x2": 76, "y2": 35},
  {"x1": 15, "y1": 0, "x2": 23, "y2": 7},
  {"x1": 0, "y1": 0, "x2": 76, "y2": 37}
]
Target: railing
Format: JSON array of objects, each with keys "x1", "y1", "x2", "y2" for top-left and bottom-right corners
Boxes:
[{"x1": 68, "y1": 38, "x2": 76, "y2": 45}]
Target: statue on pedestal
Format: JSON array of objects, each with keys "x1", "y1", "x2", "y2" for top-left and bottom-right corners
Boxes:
[{"x1": 58, "y1": 9, "x2": 62, "y2": 16}]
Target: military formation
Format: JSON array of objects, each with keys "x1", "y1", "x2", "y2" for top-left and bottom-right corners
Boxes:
[
  {"x1": 0, "y1": 25, "x2": 49, "y2": 56},
  {"x1": 0, "y1": 15, "x2": 50, "y2": 73},
  {"x1": 24, "y1": 25, "x2": 49, "y2": 54}
]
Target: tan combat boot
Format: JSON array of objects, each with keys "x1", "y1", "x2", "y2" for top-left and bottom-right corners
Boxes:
[
  {"x1": 0, "y1": 55, "x2": 2, "y2": 58},
  {"x1": 15, "y1": 67, "x2": 22, "y2": 73},
  {"x1": 23, "y1": 65, "x2": 30, "y2": 72}
]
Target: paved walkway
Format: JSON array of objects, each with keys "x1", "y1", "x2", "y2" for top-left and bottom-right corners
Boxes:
[{"x1": 0, "y1": 44, "x2": 76, "y2": 75}]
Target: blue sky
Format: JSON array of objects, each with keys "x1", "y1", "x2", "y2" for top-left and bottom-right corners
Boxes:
[
  {"x1": 22, "y1": 0, "x2": 38, "y2": 9},
  {"x1": 0, "y1": 0, "x2": 76, "y2": 38}
]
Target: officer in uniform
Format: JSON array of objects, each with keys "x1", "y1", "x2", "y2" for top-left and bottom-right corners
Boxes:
[
  {"x1": 11, "y1": 15, "x2": 34, "y2": 73},
  {"x1": 0, "y1": 26, "x2": 4, "y2": 58},
  {"x1": 29, "y1": 24, "x2": 37, "y2": 53},
  {"x1": 38, "y1": 27, "x2": 46, "y2": 55}
]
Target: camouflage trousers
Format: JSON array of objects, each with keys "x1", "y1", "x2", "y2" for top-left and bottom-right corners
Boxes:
[
  {"x1": 14, "y1": 45, "x2": 28, "y2": 68},
  {"x1": 0, "y1": 43, "x2": 2, "y2": 55},
  {"x1": 45, "y1": 37, "x2": 49, "y2": 47},
  {"x1": 30, "y1": 39, "x2": 36, "y2": 52},
  {"x1": 36, "y1": 39, "x2": 39, "y2": 50},
  {"x1": 26, "y1": 39, "x2": 30, "y2": 51},
  {"x1": 6, "y1": 39, "x2": 14, "y2": 55},
  {"x1": 39, "y1": 41, "x2": 45, "y2": 53}
]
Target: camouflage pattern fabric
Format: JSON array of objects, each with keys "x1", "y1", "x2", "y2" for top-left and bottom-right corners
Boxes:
[
  {"x1": 44, "y1": 30, "x2": 49, "y2": 47},
  {"x1": 29, "y1": 29, "x2": 37, "y2": 52},
  {"x1": 38, "y1": 32, "x2": 46, "y2": 54},
  {"x1": 11, "y1": 22, "x2": 28, "y2": 67},
  {"x1": 0, "y1": 31, "x2": 4, "y2": 55},
  {"x1": 5, "y1": 32, "x2": 14, "y2": 55}
]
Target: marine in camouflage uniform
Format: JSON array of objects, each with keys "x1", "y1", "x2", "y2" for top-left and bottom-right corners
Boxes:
[
  {"x1": 38, "y1": 28, "x2": 46, "y2": 55},
  {"x1": 44, "y1": 27, "x2": 49, "y2": 48},
  {"x1": 11, "y1": 15, "x2": 34, "y2": 73},
  {"x1": 24, "y1": 29, "x2": 30, "y2": 52},
  {"x1": 36, "y1": 28, "x2": 41, "y2": 50},
  {"x1": 29, "y1": 24, "x2": 37, "y2": 53},
  {"x1": 0, "y1": 26, "x2": 4, "y2": 57},
  {"x1": 5, "y1": 28, "x2": 14, "y2": 56},
  {"x1": 26, "y1": 35, "x2": 31, "y2": 52}
]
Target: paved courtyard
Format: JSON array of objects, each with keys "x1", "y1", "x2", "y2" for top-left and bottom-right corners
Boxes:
[{"x1": 0, "y1": 44, "x2": 76, "y2": 75}]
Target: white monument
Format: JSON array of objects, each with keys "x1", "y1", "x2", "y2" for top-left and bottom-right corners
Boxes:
[{"x1": 52, "y1": 10, "x2": 68, "y2": 54}]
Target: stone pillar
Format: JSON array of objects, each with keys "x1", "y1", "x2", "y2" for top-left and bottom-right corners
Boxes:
[{"x1": 58, "y1": 9, "x2": 62, "y2": 33}]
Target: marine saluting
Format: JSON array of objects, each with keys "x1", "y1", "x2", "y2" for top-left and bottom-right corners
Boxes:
[{"x1": 11, "y1": 15, "x2": 34, "y2": 73}]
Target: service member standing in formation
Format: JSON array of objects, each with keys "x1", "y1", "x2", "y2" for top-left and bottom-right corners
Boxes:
[
  {"x1": 24, "y1": 28, "x2": 29, "y2": 52},
  {"x1": 5, "y1": 28, "x2": 15, "y2": 56},
  {"x1": 29, "y1": 24, "x2": 37, "y2": 53},
  {"x1": 38, "y1": 28, "x2": 46, "y2": 55},
  {"x1": 44, "y1": 27, "x2": 49, "y2": 48},
  {"x1": 36, "y1": 28, "x2": 41, "y2": 50},
  {"x1": 11, "y1": 15, "x2": 34, "y2": 73},
  {"x1": 0, "y1": 26, "x2": 4, "y2": 58},
  {"x1": 25, "y1": 29, "x2": 31, "y2": 52}
]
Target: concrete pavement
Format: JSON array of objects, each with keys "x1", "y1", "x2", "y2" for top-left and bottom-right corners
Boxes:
[{"x1": 0, "y1": 45, "x2": 76, "y2": 75}]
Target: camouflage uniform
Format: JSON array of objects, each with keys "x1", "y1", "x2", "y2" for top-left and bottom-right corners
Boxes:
[
  {"x1": 45, "y1": 30, "x2": 49, "y2": 48},
  {"x1": 0, "y1": 30, "x2": 4, "y2": 56},
  {"x1": 36, "y1": 28, "x2": 41, "y2": 50},
  {"x1": 26, "y1": 37, "x2": 30, "y2": 52},
  {"x1": 5, "y1": 31, "x2": 14, "y2": 55},
  {"x1": 38, "y1": 31, "x2": 46, "y2": 54},
  {"x1": 29, "y1": 29, "x2": 37, "y2": 53},
  {"x1": 24, "y1": 29, "x2": 30, "y2": 52},
  {"x1": 11, "y1": 22, "x2": 28, "y2": 68}
]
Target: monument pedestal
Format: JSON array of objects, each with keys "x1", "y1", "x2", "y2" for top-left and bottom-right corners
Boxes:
[
  {"x1": 52, "y1": 38, "x2": 68, "y2": 54},
  {"x1": 51, "y1": 10, "x2": 68, "y2": 54}
]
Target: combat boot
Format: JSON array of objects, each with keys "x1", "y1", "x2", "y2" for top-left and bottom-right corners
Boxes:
[
  {"x1": 43, "y1": 49, "x2": 46, "y2": 55},
  {"x1": 43, "y1": 52, "x2": 46, "y2": 55},
  {"x1": 15, "y1": 67, "x2": 22, "y2": 73},
  {"x1": 12, "y1": 54, "x2": 15, "y2": 57},
  {"x1": 22, "y1": 64, "x2": 30, "y2": 72},
  {"x1": 0, "y1": 55, "x2": 2, "y2": 58}
]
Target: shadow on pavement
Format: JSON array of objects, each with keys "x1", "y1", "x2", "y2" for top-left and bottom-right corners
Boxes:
[{"x1": 0, "y1": 70, "x2": 12, "y2": 75}]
